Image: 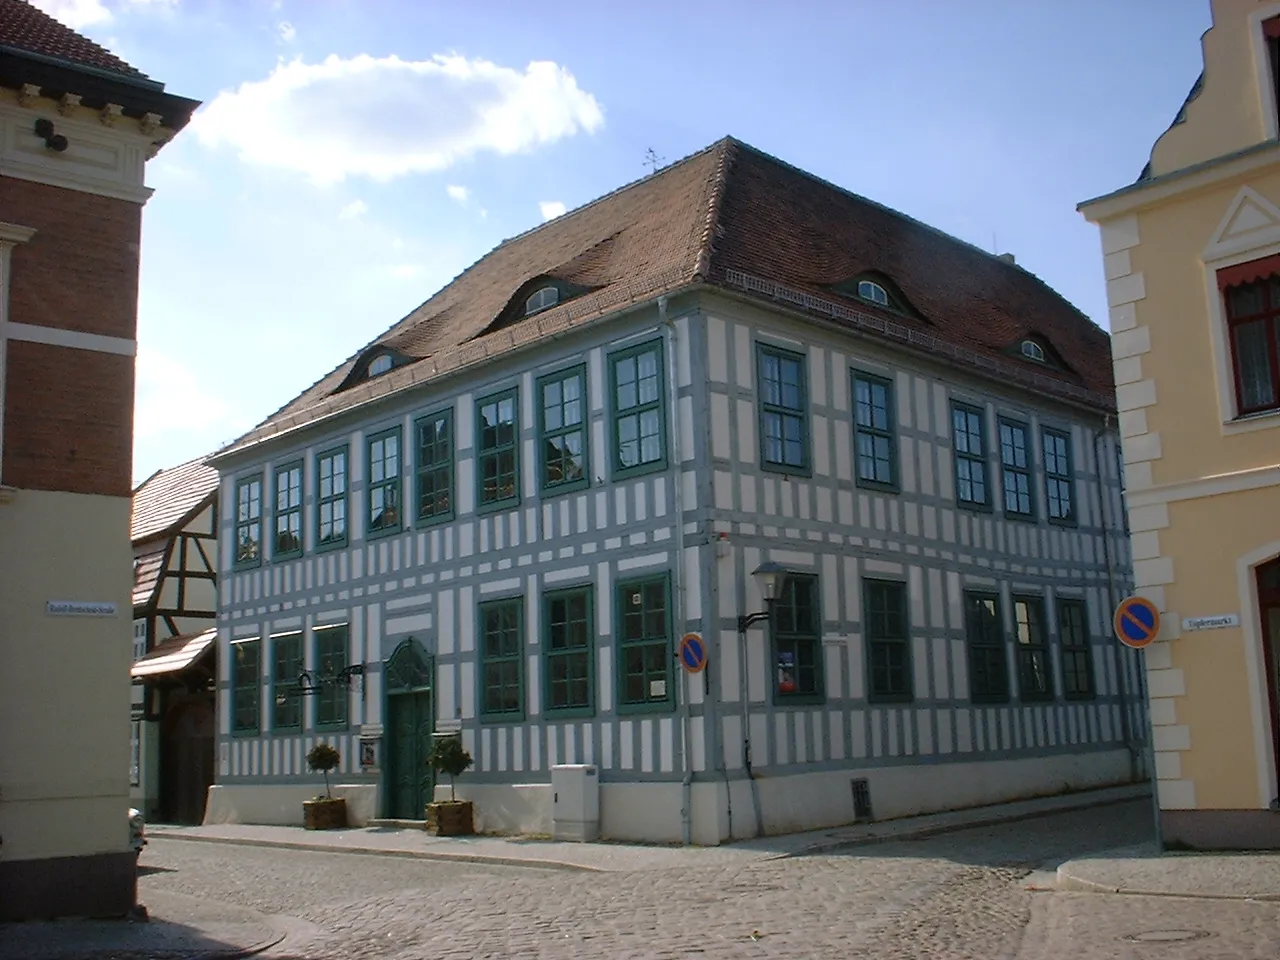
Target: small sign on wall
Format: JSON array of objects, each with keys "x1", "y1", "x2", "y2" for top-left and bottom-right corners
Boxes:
[
  {"x1": 359, "y1": 736, "x2": 380, "y2": 770},
  {"x1": 47, "y1": 601, "x2": 118, "y2": 617},
  {"x1": 1181, "y1": 614, "x2": 1241, "y2": 632}
]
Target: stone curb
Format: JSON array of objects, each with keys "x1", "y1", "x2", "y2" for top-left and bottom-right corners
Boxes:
[
  {"x1": 146, "y1": 833, "x2": 604, "y2": 874},
  {"x1": 775, "y1": 786, "x2": 1151, "y2": 859},
  {"x1": 1054, "y1": 867, "x2": 1280, "y2": 902}
]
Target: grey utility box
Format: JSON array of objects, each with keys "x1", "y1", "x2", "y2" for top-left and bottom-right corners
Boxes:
[{"x1": 551, "y1": 763, "x2": 599, "y2": 842}]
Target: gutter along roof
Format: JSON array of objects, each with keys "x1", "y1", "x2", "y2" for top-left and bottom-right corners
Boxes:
[{"x1": 213, "y1": 137, "x2": 1115, "y2": 463}]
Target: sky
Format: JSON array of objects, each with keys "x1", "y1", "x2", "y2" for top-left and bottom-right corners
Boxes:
[{"x1": 30, "y1": 0, "x2": 1215, "y2": 485}]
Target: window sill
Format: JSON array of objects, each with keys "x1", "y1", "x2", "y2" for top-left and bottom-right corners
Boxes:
[
  {"x1": 1047, "y1": 516, "x2": 1078, "y2": 530},
  {"x1": 1224, "y1": 407, "x2": 1280, "y2": 435},
  {"x1": 1063, "y1": 692, "x2": 1097, "y2": 702},
  {"x1": 479, "y1": 711, "x2": 526, "y2": 725},
  {"x1": 867, "y1": 693, "x2": 914, "y2": 705},
  {"x1": 1003, "y1": 511, "x2": 1036, "y2": 525},
  {"x1": 315, "y1": 537, "x2": 349, "y2": 554},
  {"x1": 970, "y1": 693, "x2": 1012, "y2": 706},
  {"x1": 955, "y1": 499, "x2": 994, "y2": 515},
  {"x1": 1018, "y1": 694, "x2": 1055, "y2": 705},
  {"x1": 476, "y1": 496, "x2": 521, "y2": 516},
  {"x1": 272, "y1": 551, "x2": 303, "y2": 564},
  {"x1": 366, "y1": 523, "x2": 403, "y2": 542},
  {"x1": 760, "y1": 461, "x2": 813, "y2": 480},
  {"x1": 414, "y1": 510, "x2": 455, "y2": 530},
  {"x1": 540, "y1": 477, "x2": 591, "y2": 498},
  {"x1": 545, "y1": 705, "x2": 595, "y2": 720},
  {"x1": 315, "y1": 722, "x2": 350, "y2": 733},
  {"x1": 774, "y1": 692, "x2": 826, "y2": 706},
  {"x1": 231, "y1": 728, "x2": 260, "y2": 738},
  {"x1": 272, "y1": 724, "x2": 302, "y2": 735},
  {"x1": 855, "y1": 478, "x2": 899, "y2": 495},
  {"x1": 613, "y1": 460, "x2": 668, "y2": 484},
  {"x1": 233, "y1": 559, "x2": 262, "y2": 572},
  {"x1": 616, "y1": 699, "x2": 675, "y2": 716}
]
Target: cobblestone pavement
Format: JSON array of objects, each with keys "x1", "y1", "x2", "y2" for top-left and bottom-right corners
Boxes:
[{"x1": 135, "y1": 800, "x2": 1279, "y2": 959}]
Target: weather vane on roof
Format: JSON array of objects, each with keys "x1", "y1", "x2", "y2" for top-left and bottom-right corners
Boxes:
[{"x1": 643, "y1": 148, "x2": 665, "y2": 175}]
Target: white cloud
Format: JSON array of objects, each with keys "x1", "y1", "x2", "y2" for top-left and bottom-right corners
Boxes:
[
  {"x1": 389, "y1": 264, "x2": 423, "y2": 279},
  {"x1": 278, "y1": 20, "x2": 296, "y2": 42},
  {"x1": 539, "y1": 200, "x2": 566, "y2": 221},
  {"x1": 134, "y1": 345, "x2": 234, "y2": 444},
  {"x1": 446, "y1": 184, "x2": 469, "y2": 204},
  {"x1": 31, "y1": 0, "x2": 175, "y2": 27},
  {"x1": 338, "y1": 199, "x2": 368, "y2": 220},
  {"x1": 192, "y1": 53, "x2": 605, "y2": 185}
]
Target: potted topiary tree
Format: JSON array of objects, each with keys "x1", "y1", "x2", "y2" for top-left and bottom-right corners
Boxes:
[
  {"x1": 303, "y1": 742, "x2": 347, "y2": 830},
  {"x1": 425, "y1": 734, "x2": 474, "y2": 836}
]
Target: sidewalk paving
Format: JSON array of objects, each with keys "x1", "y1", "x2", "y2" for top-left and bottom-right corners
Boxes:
[
  {"x1": 0, "y1": 888, "x2": 285, "y2": 960},
  {"x1": 1057, "y1": 843, "x2": 1280, "y2": 900},
  {"x1": 147, "y1": 782, "x2": 1150, "y2": 873}
]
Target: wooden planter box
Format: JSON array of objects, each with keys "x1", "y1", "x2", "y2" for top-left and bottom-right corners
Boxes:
[
  {"x1": 303, "y1": 797, "x2": 347, "y2": 830},
  {"x1": 426, "y1": 800, "x2": 474, "y2": 836}
]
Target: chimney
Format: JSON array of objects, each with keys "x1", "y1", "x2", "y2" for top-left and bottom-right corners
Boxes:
[{"x1": 996, "y1": 252, "x2": 1017, "y2": 265}]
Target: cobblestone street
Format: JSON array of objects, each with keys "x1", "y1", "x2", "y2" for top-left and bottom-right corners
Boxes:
[{"x1": 134, "y1": 801, "x2": 1280, "y2": 959}]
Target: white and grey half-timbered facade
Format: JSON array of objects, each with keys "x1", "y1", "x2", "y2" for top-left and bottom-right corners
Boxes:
[{"x1": 205, "y1": 138, "x2": 1145, "y2": 842}]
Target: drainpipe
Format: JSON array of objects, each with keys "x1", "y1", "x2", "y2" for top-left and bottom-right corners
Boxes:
[
  {"x1": 1094, "y1": 419, "x2": 1137, "y2": 780},
  {"x1": 661, "y1": 297, "x2": 694, "y2": 847}
]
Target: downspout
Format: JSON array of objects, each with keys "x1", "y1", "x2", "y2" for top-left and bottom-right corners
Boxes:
[
  {"x1": 661, "y1": 297, "x2": 694, "y2": 847},
  {"x1": 1094, "y1": 418, "x2": 1137, "y2": 780}
]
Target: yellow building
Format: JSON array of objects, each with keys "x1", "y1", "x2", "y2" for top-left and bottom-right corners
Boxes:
[{"x1": 1080, "y1": 0, "x2": 1280, "y2": 849}]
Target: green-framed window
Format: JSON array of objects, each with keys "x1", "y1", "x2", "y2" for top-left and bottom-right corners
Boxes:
[
  {"x1": 964, "y1": 592, "x2": 1009, "y2": 703},
  {"x1": 865, "y1": 579, "x2": 912, "y2": 702},
  {"x1": 415, "y1": 410, "x2": 453, "y2": 524},
  {"x1": 951, "y1": 402, "x2": 989, "y2": 509},
  {"x1": 544, "y1": 586, "x2": 593, "y2": 715},
  {"x1": 773, "y1": 574, "x2": 823, "y2": 701},
  {"x1": 231, "y1": 637, "x2": 260, "y2": 734},
  {"x1": 1042, "y1": 427, "x2": 1075, "y2": 525},
  {"x1": 1058, "y1": 597, "x2": 1094, "y2": 700},
  {"x1": 234, "y1": 475, "x2": 263, "y2": 567},
  {"x1": 271, "y1": 631, "x2": 303, "y2": 731},
  {"x1": 617, "y1": 574, "x2": 673, "y2": 712},
  {"x1": 273, "y1": 461, "x2": 303, "y2": 559},
  {"x1": 314, "y1": 623, "x2": 349, "y2": 729},
  {"x1": 1013, "y1": 595, "x2": 1053, "y2": 701},
  {"x1": 479, "y1": 598, "x2": 523, "y2": 720},
  {"x1": 757, "y1": 343, "x2": 810, "y2": 473},
  {"x1": 316, "y1": 446, "x2": 348, "y2": 550},
  {"x1": 610, "y1": 339, "x2": 666, "y2": 478},
  {"x1": 998, "y1": 419, "x2": 1033, "y2": 519},
  {"x1": 538, "y1": 365, "x2": 589, "y2": 494},
  {"x1": 477, "y1": 389, "x2": 519, "y2": 510},
  {"x1": 367, "y1": 427, "x2": 402, "y2": 536},
  {"x1": 853, "y1": 372, "x2": 896, "y2": 489}
]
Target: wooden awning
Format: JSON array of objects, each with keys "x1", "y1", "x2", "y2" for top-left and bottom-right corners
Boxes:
[{"x1": 131, "y1": 628, "x2": 216, "y2": 679}]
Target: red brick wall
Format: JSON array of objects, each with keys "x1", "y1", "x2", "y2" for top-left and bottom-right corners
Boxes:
[
  {"x1": 2, "y1": 176, "x2": 142, "y2": 496},
  {"x1": 3, "y1": 178, "x2": 142, "y2": 340}
]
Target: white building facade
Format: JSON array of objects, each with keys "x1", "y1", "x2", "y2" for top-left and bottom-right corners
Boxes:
[{"x1": 206, "y1": 139, "x2": 1145, "y2": 842}]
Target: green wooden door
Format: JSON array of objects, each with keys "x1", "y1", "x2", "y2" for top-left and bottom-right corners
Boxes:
[{"x1": 383, "y1": 639, "x2": 435, "y2": 820}]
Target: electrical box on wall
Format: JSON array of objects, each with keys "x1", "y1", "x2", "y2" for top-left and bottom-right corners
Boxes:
[{"x1": 552, "y1": 764, "x2": 599, "y2": 842}]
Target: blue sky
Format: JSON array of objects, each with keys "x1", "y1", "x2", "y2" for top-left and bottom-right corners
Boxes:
[{"x1": 34, "y1": 0, "x2": 1213, "y2": 484}]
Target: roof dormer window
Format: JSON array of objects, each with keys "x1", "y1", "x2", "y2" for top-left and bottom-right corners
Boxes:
[
  {"x1": 1021, "y1": 340, "x2": 1046, "y2": 362},
  {"x1": 858, "y1": 280, "x2": 889, "y2": 306},
  {"x1": 368, "y1": 354, "x2": 393, "y2": 377},
  {"x1": 524, "y1": 285, "x2": 559, "y2": 316}
]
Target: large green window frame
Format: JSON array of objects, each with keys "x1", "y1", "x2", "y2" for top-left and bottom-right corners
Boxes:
[
  {"x1": 544, "y1": 586, "x2": 593, "y2": 715},
  {"x1": 234, "y1": 475, "x2": 263, "y2": 568},
  {"x1": 773, "y1": 574, "x2": 823, "y2": 702},
  {"x1": 1058, "y1": 598, "x2": 1095, "y2": 700},
  {"x1": 479, "y1": 598, "x2": 523, "y2": 720},
  {"x1": 537, "y1": 365, "x2": 589, "y2": 494},
  {"x1": 964, "y1": 592, "x2": 1009, "y2": 703},
  {"x1": 998, "y1": 419, "x2": 1033, "y2": 519},
  {"x1": 316, "y1": 446, "x2": 348, "y2": 550},
  {"x1": 273, "y1": 461, "x2": 303, "y2": 559},
  {"x1": 1014, "y1": 596, "x2": 1054, "y2": 701},
  {"x1": 231, "y1": 637, "x2": 260, "y2": 734},
  {"x1": 609, "y1": 340, "x2": 666, "y2": 479},
  {"x1": 477, "y1": 389, "x2": 520, "y2": 510},
  {"x1": 367, "y1": 427, "x2": 402, "y2": 537},
  {"x1": 314, "y1": 624, "x2": 349, "y2": 730},
  {"x1": 951, "y1": 402, "x2": 989, "y2": 509},
  {"x1": 415, "y1": 410, "x2": 453, "y2": 524},
  {"x1": 271, "y1": 631, "x2": 303, "y2": 731},
  {"x1": 616, "y1": 574, "x2": 673, "y2": 712},
  {"x1": 853, "y1": 372, "x2": 897, "y2": 490},
  {"x1": 757, "y1": 344, "x2": 810, "y2": 473},
  {"x1": 1042, "y1": 427, "x2": 1075, "y2": 525},
  {"x1": 865, "y1": 579, "x2": 912, "y2": 702}
]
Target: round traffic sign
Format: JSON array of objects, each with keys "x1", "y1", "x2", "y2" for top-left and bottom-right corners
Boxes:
[
  {"x1": 1114, "y1": 596, "x2": 1161, "y2": 649},
  {"x1": 679, "y1": 632, "x2": 708, "y2": 674}
]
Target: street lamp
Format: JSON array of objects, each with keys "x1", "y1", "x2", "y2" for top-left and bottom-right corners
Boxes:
[{"x1": 738, "y1": 561, "x2": 787, "y2": 632}]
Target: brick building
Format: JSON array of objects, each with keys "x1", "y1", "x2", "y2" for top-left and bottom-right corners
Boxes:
[{"x1": 0, "y1": 0, "x2": 198, "y2": 920}]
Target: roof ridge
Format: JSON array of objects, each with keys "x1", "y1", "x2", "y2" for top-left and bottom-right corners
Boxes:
[
  {"x1": 720, "y1": 138, "x2": 1105, "y2": 335},
  {"x1": 693, "y1": 138, "x2": 737, "y2": 280}
]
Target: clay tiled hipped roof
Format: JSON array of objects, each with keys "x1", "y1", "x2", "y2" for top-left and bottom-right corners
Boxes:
[
  {"x1": 132, "y1": 544, "x2": 166, "y2": 609},
  {"x1": 216, "y1": 137, "x2": 1113, "y2": 459},
  {"x1": 132, "y1": 455, "x2": 219, "y2": 543},
  {"x1": 0, "y1": 0, "x2": 148, "y2": 79}
]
